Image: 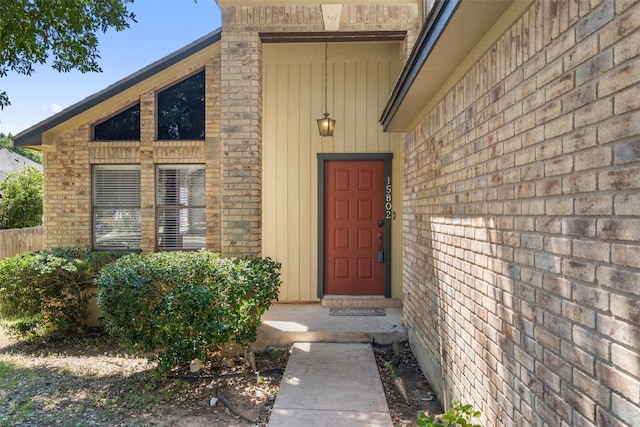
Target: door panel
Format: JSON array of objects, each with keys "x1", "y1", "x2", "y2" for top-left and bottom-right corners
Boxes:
[{"x1": 324, "y1": 160, "x2": 385, "y2": 295}]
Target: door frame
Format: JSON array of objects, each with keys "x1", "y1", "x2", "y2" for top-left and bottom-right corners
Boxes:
[{"x1": 317, "y1": 153, "x2": 393, "y2": 298}]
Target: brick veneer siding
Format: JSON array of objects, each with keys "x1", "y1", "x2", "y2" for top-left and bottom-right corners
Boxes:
[
  {"x1": 42, "y1": 58, "x2": 222, "y2": 252},
  {"x1": 219, "y1": 2, "x2": 419, "y2": 257},
  {"x1": 403, "y1": 0, "x2": 640, "y2": 426},
  {"x1": 220, "y1": 30, "x2": 263, "y2": 257},
  {"x1": 43, "y1": 128, "x2": 93, "y2": 248}
]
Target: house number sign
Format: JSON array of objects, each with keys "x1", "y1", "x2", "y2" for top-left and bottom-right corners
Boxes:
[{"x1": 385, "y1": 176, "x2": 392, "y2": 219}]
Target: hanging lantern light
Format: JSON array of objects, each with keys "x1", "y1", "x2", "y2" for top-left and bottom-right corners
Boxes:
[{"x1": 317, "y1": 42, "x2": 335, "y2": 137}]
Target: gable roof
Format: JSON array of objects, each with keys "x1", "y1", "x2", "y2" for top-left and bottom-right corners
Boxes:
[
  {"x1": 13, "y1": 28, "x2": 222, "y2": 148},
  {"x1": 0, "y1": 148, "x2": 43, "y2": 181}
]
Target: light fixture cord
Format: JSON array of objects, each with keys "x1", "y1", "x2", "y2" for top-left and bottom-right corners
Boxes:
[{"x1": 324, "y1": 42, "x2": 328, "y2": 115}]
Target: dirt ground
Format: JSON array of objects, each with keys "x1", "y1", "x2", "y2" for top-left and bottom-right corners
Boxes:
[
  {"x1": 374, "y1": 341, "x2": 443, "y2": 426},
  {"x1": 0, "y1": 329, "x2": 442, "y2": 426}
]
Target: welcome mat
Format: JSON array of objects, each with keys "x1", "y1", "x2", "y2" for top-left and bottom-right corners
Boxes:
[{"x1": 329, "y1": 307, "x2": 386, "y2": 316}]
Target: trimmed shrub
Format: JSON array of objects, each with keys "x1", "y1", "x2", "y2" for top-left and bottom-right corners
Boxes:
[
  {"x1": 0, "y1": 166, "x2": 43, "y2": 229},
  {"x1": 96, "y1": 251, "x2": 281, "y2": 372},
  {"x1": 0, "y1": 248, "x2": 124, "y2": 337}
]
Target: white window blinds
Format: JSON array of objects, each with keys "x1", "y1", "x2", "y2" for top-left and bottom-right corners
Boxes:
[
  {"x1": 93, "y1": 165, "x2": 141, "y2": 250},
  {"x1": 156, "y1": 165, "x2": 206, "y2": 250}
]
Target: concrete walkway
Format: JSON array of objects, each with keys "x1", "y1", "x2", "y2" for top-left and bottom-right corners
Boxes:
[{"x1": 268, "y1": 342, "x2": 394, "y2": 427}]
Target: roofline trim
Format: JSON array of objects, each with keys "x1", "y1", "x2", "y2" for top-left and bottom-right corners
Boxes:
[
  {"x1": 379, "y1": 0, "x2": 461, "y2": 131},
  {"x1": 260, "y1": 31, "x2": 406, "y2": 43},
  {"x1": 13, "y1": 28, "x2": 222, "y2": 147}
]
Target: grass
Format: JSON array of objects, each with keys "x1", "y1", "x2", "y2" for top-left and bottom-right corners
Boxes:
[
  {"x1": 0, "y1": 335, "x2": 174, "y2": 426},
  {"x1": 0, "y1": 331, "x2": 287, "y2": 426},
  {"x1": 0, "y1": 361, "x2": 39, "y2": 424}
]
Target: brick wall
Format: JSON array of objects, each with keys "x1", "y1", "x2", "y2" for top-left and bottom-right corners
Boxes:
[
  {"x1": 220, "y1": 30, "x2": 263, "y2": 257},
  {"x1": 403, "y1": 0, "x2": 640, "y2": 425},
  {"x1": 44, "y1": 127, "x2": 91, "y2": 248},
  {"x1": 43, "y1": 57, "x2": 222, "y2": 252}
]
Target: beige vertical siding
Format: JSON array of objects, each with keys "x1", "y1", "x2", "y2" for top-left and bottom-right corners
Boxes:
[{"x1": 263, "y1": 42, "x2": 403, "y2": 301}]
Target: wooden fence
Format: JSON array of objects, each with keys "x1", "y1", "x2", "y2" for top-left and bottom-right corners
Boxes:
[{"x1": 0, "y1": 226, "x2": 43, "y2": 260}]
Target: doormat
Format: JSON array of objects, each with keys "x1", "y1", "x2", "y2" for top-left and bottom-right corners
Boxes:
[{"x1": 329, "y1": 307, "x2": 386, "y2": 316}]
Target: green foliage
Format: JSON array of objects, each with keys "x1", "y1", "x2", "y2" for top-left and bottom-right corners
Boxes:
[
  {"x1": 417, "y1": 401, "x2": 482, "y2": 427},
  {"x1": 0, "y1": 166, "x2": 43, "y2": 229},
  {"x1": 270, "y1": 348, "x2": 286, "y2": 363},
  {"x1": 384, "y1": 357, "x2": 397, "y2": 381},
  {"x1": 0, "y1": 248, "x2": 124, "y2": 337},
  {"x1": 96, "y1": 251, "x2": 282, "y2": 372},
  {"x1": 0, "y1": 0, "x2": 136, "y2": 109},
  {"x1": 0, "y1": 133, "x2": 42, "y2": 164}
]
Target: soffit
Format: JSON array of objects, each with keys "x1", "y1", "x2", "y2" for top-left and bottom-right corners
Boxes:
[
  {"x1": 260, "y1": 31, "x2": 406, "y2": 43},
  {"x1": 217, "y1": 0, "x2": 418, "y2": 6},
  {"x1": 381, "y1": 0, "x2": 533, "y2": 131}
]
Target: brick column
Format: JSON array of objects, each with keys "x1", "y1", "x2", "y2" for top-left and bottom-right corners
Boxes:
[
  {"x1": 220, "y1": 30, "x2": 262, "y2": 258},
  {"x1": 204, "y1": 59, "x2": 222, "y2": 253},
  {"x1": 139, "y1": 92, "x2": 155, "y2": 253}
]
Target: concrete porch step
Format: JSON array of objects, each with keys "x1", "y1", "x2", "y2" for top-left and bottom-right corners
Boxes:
[
  {"x1": 252, "y1": 304, "x2": 407, "y2": 352},
  {"x1": 321, "y1": 295, "x2": 403, "y2": 308}
]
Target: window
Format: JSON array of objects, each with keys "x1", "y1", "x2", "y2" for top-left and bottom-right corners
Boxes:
[
  {"x1": 157, "y1": 71, "x2": 205, "y2": 140},
  {"x1": 93, "y1": 165, "x2": 141, "y2": 250},
  {"x1": 156, "y1": 165, "x2": 206, "y2": 250},
  {"x1": 94, "y1": 104, "x2": 140, "y2": 141}
]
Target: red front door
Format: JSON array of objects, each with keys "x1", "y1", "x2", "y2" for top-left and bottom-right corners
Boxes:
[{"x1": 324, "y1": 160, "x2": 385, "y2": 295}]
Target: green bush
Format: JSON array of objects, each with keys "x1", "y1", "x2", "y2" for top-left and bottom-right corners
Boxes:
[
  {"x1": 96, "y1": 251, "x2": 281, "y2": 372},
  {"x1": 417, "y1": 400, "x2": 482, "y2": 427},
  {"x1": 0, "y1": 248, "x2": 124, "y2": 337},
  {"x1": 0, "y1": 166, "x2": 43, "y2": 229}
]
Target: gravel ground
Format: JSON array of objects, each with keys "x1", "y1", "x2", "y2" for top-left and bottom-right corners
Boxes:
[{"x1": 1, "y1": 329, "x2": 442, "y2": 426}]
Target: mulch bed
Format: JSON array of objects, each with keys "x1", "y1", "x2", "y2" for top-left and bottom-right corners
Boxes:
[{"x1": 374, "y1": 341, "x2": 444, "y2": 425}]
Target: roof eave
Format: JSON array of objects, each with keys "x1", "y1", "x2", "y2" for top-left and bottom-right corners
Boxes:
[
  {"x1": 13, "y1": 28, "x2": 222, "y2": 147},
  {"x1": 379, "y1": 0, "x2": 461, "y2": 132},
  {"x1": 380, "y1": 0, "x2": 532, "y2": 132}
]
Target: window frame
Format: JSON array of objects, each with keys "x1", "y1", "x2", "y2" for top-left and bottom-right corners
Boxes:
[
  {"x1": 156, "y1": 70, "x2": 206, "y2": 141},
  {"x1": 155, "y1": 164, "x2": 206, "y2": 251},
  {"x1": 92, "y1": 103, "x2": 141, "y2": 141},
  {"x1": 92, "y1": 164, "x2": 142, "y2": 251}
]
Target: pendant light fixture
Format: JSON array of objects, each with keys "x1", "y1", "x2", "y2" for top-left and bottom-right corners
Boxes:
[{"x1": 317, "y1": 42, "x2": 335, "y2": 137}]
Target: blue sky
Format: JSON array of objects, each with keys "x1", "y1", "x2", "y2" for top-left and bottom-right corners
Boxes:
[{"x1": 0, "y1": 0, "x2": 222, "y2": 136}]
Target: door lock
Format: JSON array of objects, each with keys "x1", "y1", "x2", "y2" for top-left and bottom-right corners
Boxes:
[{"x1": 378, "y1": 219, "x2": 384, "y2": 228}]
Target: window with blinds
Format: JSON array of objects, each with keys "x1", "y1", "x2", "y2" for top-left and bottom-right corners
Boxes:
[
  {"x1": 156, "y1": 165, "x2": 206, "y2": 250},
  {"x1": 92, "y1": 165, "x2": 141, "y2": 250}
]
